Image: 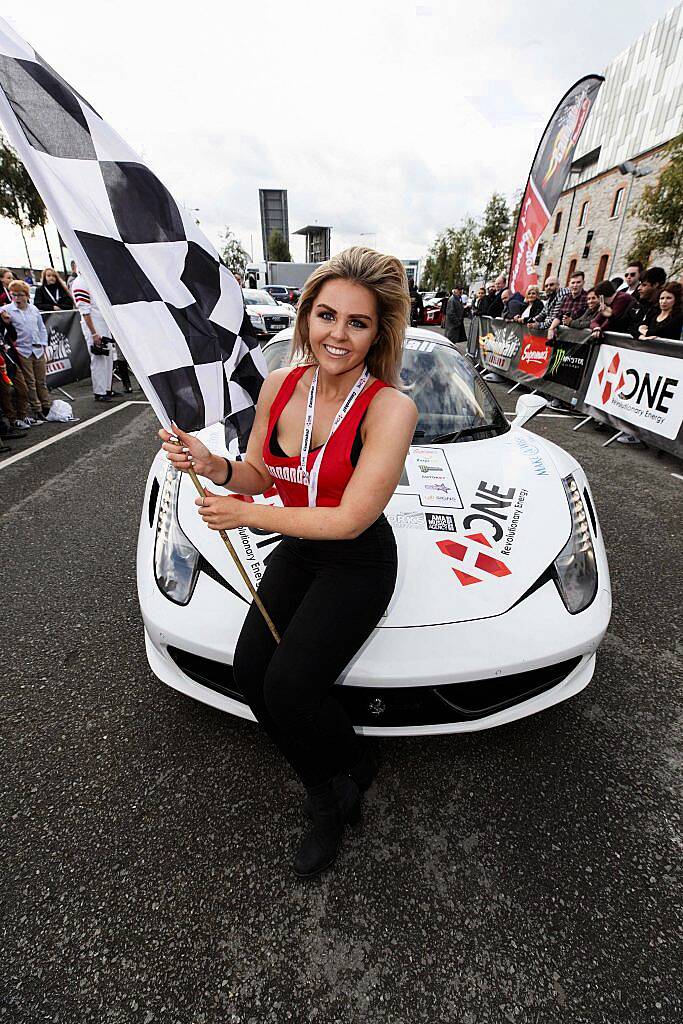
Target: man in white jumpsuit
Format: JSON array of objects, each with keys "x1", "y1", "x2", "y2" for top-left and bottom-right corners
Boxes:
[{"x1": 71, "y1": 272, "x2": 115, "y2": 402}]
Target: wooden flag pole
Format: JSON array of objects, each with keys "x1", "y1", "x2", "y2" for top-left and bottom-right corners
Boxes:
[{"x1": 180, "y1": 454, "x2": 281, "y2": 644}]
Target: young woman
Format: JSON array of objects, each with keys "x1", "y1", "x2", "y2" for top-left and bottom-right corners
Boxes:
[
  {"x1": 34, "y1": 267, "x2": 75, "y2": 312},
  {"x1": 569, "y1": 288, "x2": 600, "y2": 329},
  {"x1": 159, "y1": 248, "x2": 417, "y2": 879},
  {"x1": 638, "y1": 281, "x2": 683, "y2": 341}
]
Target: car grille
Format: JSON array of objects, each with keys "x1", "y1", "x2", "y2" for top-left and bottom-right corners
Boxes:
[
  {"x1": 264, "y1": 315, "x2": 289, "y2": 333},
  {"x1": 166, "y1": 647, "x2": 581, "y2": 726}
]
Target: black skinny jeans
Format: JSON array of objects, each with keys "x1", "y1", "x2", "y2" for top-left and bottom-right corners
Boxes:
[{"x1": 232, "y1": 515, "x2": 398, "y2": 788}]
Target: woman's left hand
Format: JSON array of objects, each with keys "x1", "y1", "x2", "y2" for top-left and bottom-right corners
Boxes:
[{"x1": 195, "y1": 489, "x2": 252, "y2": 531}]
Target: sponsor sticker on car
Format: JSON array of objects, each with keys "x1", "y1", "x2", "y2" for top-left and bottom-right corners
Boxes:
[{"x1": 406, "y1": 447, "x2": 463, "y2": 509}]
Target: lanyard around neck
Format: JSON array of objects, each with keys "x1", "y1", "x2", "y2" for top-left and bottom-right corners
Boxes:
[{"x1": 300, "y1": 365, "x2": 370, "y2": 507}]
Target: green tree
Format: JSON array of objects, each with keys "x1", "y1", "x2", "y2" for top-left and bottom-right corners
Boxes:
[
  {"x1": 0, "y1": 133, "x2": 53, "y2": 268},
  {"x1": 267, "y1": 228, "x2": 291, "y2": 262},
  {"x1": 472, "y1": 192, "x2": 510, "y2": 282},
  {"x1": 219, "y1": 225, "x2": 250, "y2": 276},
  {"x1": 422, "y1": 217, "x2": 480, "y2": 291},
  {"x1": 626, "y1": 134, "x2": 683, "y2": 274}
]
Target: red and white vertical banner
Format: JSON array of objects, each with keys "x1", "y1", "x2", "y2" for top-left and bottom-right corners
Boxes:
[{"x1": 509, "y1": 75, "x2": 604, "y2": 296}]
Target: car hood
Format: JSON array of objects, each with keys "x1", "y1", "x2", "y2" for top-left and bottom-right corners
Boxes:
[
  {"x1": 246, "y1": 304, "x2": 293, "y2": 317},
  {"x1": 175, "y1": 426, "x2": 574, "y2": 627}
]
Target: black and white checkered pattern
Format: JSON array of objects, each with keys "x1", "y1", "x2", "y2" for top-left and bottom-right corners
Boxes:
[{"x1": 0, "y1": 17, "x2": 266, "y2": 446}]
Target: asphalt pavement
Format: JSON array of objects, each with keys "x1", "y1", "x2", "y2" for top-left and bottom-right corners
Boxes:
[{"x1": 1, "y1": 359, "x2": 682, "y2": 1024}]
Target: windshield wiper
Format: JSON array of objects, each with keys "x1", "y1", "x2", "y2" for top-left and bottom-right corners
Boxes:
[{"x1": 428, "y1": 424, "x2": 499, "y2": 444}]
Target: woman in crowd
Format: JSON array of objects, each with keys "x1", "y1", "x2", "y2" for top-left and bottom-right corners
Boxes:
[
  {"x1": 159, "y1": 248, "x2": 417, "y2": 880},
  {"x1": 570, "y1": 288, "x2": 600, "y2": 330},
  {"x1": 0, "y1": 280, "x2": 51, "y2": 420},
  {"x1": 513, "y1": 285, "x2": 544, "y2": 323},
  {"x1": 34, "y1": 267, "x2": 75, "y2": 312},
  {"x1": 638, "y1": 281, "x2": 683, "y2": 341}
]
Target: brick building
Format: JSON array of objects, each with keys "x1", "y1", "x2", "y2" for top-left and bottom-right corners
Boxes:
[{"x1": 534, "y1": 3, "x2": 683, "y2": 288}]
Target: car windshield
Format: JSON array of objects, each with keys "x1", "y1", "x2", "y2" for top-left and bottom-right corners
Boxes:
[
  {"x1": 263, "y1": 334, "x2": 508, "y2": 443},
  {"x1": 243, "y1": 289, "x2": 277, "y2": 306}
]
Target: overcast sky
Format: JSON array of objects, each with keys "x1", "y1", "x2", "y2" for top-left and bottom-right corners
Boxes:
[{"x1": 1, "y1": 0, "x2": 679, "y2": 272}]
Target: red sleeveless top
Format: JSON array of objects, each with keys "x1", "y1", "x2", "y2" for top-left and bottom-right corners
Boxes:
[{"x1": 263, "y1": 365, "x2": 389, "y2": 508}]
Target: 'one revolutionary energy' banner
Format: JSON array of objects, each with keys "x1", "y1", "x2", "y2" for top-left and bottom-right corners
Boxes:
[
  {"x1": 585, "y1": 343, "x2": 683, "y2": 442},
  {"x1": 509, "y1": 75, "x2": 603, "y2": 296}
]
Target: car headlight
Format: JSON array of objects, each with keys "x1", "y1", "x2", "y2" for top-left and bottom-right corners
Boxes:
[
  {"x1": 154, "y1": 463, "x2": 200, "y2": 605},
  {"x1": 552, "y1": 474, "x2": 598, "y2": 614},
  {"x1": 248, "y1": 312, "x2": 264, "y2": 328}
]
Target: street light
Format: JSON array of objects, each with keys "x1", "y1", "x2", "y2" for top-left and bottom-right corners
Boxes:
[{"x1": 609, "y1": 162, "x2": 653, "y2": 276}]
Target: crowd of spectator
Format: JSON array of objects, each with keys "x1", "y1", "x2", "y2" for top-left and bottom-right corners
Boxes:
[
  {"x1": 470, "y1": 260, "x2": 683, "y2": 342},
  {"x1": 0, "y1": 261, "x2": 134, "y2": 453},
  {"x1": 466, "y1": 259, "x2": 683, "y2": 445}
]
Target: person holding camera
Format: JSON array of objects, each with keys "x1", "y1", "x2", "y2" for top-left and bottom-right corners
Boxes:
[{"x1": 71, "y1": 270, "x2": 115, "y2": 402}]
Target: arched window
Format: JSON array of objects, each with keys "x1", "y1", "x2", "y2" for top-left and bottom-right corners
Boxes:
[
  {"x1": 544, "y1": 263, "x2": 553, "y2": 284},
  {"x1": 553, "y1": 211, "x2": 562, "y2": 234},
  {"x1": 566, "y1": 259, "x2": 577, "y2": 284},
  {"x1": 578, "y1": 200, "x2": 589, "y2": 227},
  {"x1": 595, "y1": 254, "x2": 609, "y2": 284}
]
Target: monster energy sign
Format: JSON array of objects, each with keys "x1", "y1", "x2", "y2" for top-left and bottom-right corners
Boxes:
[{"x1": 545, "y1": 340, "x2": 592, "y2": 390}]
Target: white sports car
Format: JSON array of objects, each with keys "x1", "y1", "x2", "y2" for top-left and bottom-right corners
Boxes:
[{"x1": 138, "y1": 328, "x2": 611, "y2": 736}]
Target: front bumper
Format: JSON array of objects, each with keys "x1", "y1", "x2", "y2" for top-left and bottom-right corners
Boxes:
[{"x1": 140, "y1": 559, "x2": 611, "y2": 735}]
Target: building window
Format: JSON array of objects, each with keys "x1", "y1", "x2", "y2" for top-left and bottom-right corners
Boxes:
[
  {"x1": 566, "y1": 259, "x2": 577, "y2": 284},
  {"x1": 610, "y1": 188, "x2": 625, "y2": 219},
  {"x1": 578, "y1": 200, "x2": 589, "y2": 227},
  {"x1": 534, "y1": 242, "x2": 544, "y2": 267},
  {"x1": 595, "y1": 254, "x2": 609, "y2": 284},
  {"x1": 553, "y1": 211, "x2": 562, "y2": 234},
  {"x1": 544, "y1": 263, "x2": 553, "y2": 284},
  {"x1": 582, "y1": 230, "x2": 594, "y2": 260}
]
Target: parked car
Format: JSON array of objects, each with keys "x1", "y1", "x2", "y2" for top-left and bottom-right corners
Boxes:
[
  {"x1": 423, "y1": 291, "x2": 448, "y2": 327},
  {"x1": 263, "y1": 284, "x2": 301, "y2": 307},
  {"x1": 242, "y1": 289, "x2": 296, "y2": 339},
  {"x1": 139, "y1": 328, "x2": 611, "y2": 736}
]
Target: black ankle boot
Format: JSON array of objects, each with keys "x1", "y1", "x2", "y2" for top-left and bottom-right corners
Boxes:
[
  {"x1": 302, "y1": 769, "x2": 367, "y2": 820},
  {"x1": 348, "y1": 746, "x2": 378, "y2": 792},
  {"x1": 294, "y1": 776, "x2": 360, "y2": 880}
]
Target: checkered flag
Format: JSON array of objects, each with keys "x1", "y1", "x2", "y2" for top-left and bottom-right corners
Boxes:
[{"x1": 0, "y1": 17, "x2": 267, "y2": 448}]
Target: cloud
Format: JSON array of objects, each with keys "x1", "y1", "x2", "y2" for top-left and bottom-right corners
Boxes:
[{"x1": 0, "y1": 0, "x2": 677, "y2": 268}]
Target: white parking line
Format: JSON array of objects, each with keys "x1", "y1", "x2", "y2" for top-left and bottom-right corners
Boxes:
[
  {"x1": 0, "y1": 400, "x2": 149, "y2": 471},
  {"x1": 672, "y1": 473, "x2": 683, "y2": 482}
]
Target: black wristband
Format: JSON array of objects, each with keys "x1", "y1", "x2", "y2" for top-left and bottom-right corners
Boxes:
[{"x1": 216, "y1": 457, "x2": 233, "y2": 487}]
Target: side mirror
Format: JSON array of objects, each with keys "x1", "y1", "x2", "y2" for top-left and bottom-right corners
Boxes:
[{"x1": 512, "y1": 393, "x2": 547, "y2": 428}]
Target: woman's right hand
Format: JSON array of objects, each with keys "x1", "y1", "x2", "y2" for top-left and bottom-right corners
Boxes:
[{"x1": 158, "y1": 421, "x2": 215, "y2": 477}]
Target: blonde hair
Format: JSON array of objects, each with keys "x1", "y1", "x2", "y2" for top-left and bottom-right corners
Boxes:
[
  {"x1": 290, "y1": 247, "x2": 410, "y2": 387},
  {"x1": 40, "y1": 267, "x2": 68, "y2": 290},
  {"x1": 9, "y1": 280, "x2": 30, "y2": 296}
]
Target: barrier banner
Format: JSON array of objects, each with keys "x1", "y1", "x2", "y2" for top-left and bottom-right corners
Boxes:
[
  {"x1": 478, "y1": 317, "x2": 596, "y2": 406},
  {"x1": 477, "y1": 316, "x2": 683, "y2": 458},
  {"x1": 584, "y1": 338, "x2": 683, "y2": 452},
  {"x1": 42, "y1": 310, "x2": 90, "y2": 388},
  {"x1": 509, "y1": 75, "x2": 603, "y2": 296}
]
